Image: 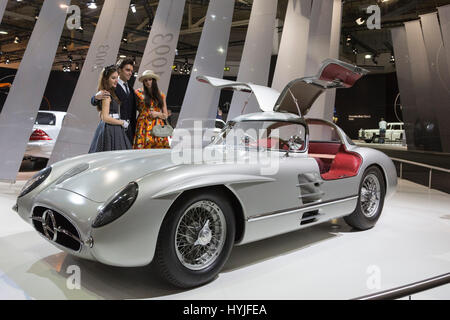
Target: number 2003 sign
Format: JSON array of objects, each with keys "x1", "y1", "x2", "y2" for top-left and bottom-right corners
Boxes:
[{"x1": 144, "y1": 33, "x2": 175, "y2": 77}]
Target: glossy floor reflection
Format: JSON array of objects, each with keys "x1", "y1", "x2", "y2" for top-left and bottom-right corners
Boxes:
[{"x1": 0, "y1": 179, "x2": 449, "y2": 300}]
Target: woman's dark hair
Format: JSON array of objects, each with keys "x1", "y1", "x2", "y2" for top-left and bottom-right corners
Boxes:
[
  {"x1": 97, "y1": 65, "x2": 121, "y2": 111},
  {"x1": 143, "y1": 78, "x2": 163, "y2": 109}
]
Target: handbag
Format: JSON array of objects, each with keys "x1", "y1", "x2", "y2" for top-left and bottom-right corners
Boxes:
[{"x1": 151, "y1": 118, "x2": 174, "y2": 137}]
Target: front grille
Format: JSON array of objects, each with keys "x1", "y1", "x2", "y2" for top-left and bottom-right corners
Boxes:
[{"x1": 32, "y1": 206, "x2": 82, "y2": 251}]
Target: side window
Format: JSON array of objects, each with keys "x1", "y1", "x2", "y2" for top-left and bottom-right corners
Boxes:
[
  {"x1": 35, "y1": 112, "x2": 56, "y2": 125},
  {"x1": 266, "y1": 122, "x2": 307, "y2": 152}
]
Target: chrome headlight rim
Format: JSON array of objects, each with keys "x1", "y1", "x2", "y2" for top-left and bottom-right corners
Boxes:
[
  {"x1": 18, "y1": 166, "x2": 52, "y2": 198},
  {"x1": 92, "y1": 182, "x2": 139, "y2": 228}
]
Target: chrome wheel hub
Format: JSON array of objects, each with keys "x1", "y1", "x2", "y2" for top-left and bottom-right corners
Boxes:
[
  {"x1": 175, "y1": 200, "x2": 226, "y2": 271},
  {"x1": 360, "y1": 173, "x2": 381, "y2": 218}
]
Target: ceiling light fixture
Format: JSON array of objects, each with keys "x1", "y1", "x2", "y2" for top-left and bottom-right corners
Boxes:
[
  {"x1": 130, "y1": 4, "x2": 136, "y2": 13},
  {"x1": 87, "y1": 1, "x2": 97, "y2": 9},
  {"x1": 356, "y1": 18, "x2": 365, "y2": 25}
]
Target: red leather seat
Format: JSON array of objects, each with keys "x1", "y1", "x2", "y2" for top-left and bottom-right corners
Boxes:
[{"x1": 321, "y1": 146, "x2": 362, "y2": 180}]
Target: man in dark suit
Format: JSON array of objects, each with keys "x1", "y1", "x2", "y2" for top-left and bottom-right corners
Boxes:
[{"x1": 92, "y1": 58, "x2": 138, "y2": 144}]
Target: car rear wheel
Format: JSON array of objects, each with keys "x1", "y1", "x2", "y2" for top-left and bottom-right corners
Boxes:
[
  {"x1": 344, "y1": 166, "x2": 386, "y2": 230},
  {"x1": 154, "y1": 191, "x2": 235, "y2": 288}
]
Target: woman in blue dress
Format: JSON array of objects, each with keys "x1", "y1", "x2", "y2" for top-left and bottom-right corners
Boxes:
[{"x1": 89, "y1": 65, "x2": 132, "y2": 153}]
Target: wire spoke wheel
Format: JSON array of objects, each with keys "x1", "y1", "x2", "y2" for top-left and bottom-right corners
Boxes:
[
  {"x1": 175, "y1": 200, "x2": 226, "y2": 271},
  {"x1": 360, "y1": 173, "x2": 381, "y2": 218}
]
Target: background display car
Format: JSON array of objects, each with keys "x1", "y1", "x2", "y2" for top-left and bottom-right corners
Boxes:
[
  {"x1": 359, "y1": 122, "x2": 405, "y2": 143},
  {"x1": 14, "y1": 60, "x2": 397, "y2": 288},
  {"x1": 24, "y1": 111, "x2": 67, "y2": 162}
]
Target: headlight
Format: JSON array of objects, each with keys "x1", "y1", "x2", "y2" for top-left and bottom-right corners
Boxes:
[
  {"x1": 92, "y1": 182, "x2": 139, "y2": 228},
  {"x1": 18, "y1": 166, "x2": 52, "y2": 198}
]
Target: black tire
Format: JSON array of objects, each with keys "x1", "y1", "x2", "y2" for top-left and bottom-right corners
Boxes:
[
  {"x1": 154, "y1": 190, "x2": 236, "y2": 288},
  {"x1": 344, "y1": 166, "x2": 386, "y2": 230}
]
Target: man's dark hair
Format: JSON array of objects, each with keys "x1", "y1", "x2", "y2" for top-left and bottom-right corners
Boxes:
[{"x1": 117, "y1": 58, "x2": 135, "y2": 70}]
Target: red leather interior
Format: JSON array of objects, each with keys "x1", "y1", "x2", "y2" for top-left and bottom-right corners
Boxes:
[
  {"x1": 309, "y1": 143, "x2": 362, "y2": 180},
  {"x1": 319, "y1": 63, "x2": 362, "y2": 88},
  {"x1": 309, "y1": 142, "x2": 341, "y2": 155},
  {"x1": 320, "y1": 145, "x2": 362, "y2": 180}
]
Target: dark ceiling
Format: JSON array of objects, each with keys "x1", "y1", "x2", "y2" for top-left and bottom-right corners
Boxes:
[{"x1": 0, "y1": 0, "x2": 449, "y2": 73}]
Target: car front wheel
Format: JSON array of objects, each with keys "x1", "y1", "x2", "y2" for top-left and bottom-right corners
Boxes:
[
  {"x1": 154, "y1": 191, "x2": 235, "y2": 288},
  {"x1": 344, "y1": 166, "x2": 386, "y2": 230}
]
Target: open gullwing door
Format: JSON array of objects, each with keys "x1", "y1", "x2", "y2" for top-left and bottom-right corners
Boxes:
[
  {"x1": 196, "y1": 76, "x2": 280, "y2": 112},
  {"x1": 273, "y1": 59, "x2": 369, "y2": 116}
]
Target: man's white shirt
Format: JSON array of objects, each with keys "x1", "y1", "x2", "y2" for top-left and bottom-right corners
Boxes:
[{"x1": 118, "y1": 77, "x2": 129, "y2": 95}]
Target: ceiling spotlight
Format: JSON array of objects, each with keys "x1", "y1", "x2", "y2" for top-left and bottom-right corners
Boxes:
[
  {"x1": 5, "y1": 57, "x2": 10, "y2": 64},
  {"x1": 130, "y1": 4, "x2": 136, "y2": 13},
  {"x1": 62, "y1": 43, "x2": 68, "y2": 52},
  {"x1": 14, "y1": 36, "x2": 20, "y2": 44},
  {"x1": 68, "y1": 55, "x2": 73, "y2": 62},
  {"x1": 365, "y1": 54, "x2": 372, "y2": 59},
  {"x1": 390, "y1": 55, "x2": 395, "y2": 63},
  {"x1": 87, "y1": 1, "x2": 97, "y2": 9},
  {"x1": 356, "y1": 18, "x2": 365, "y2": 25},
  {"x1": 75, "y1": 63, "x2": 80, "y2": 71},
  {"x1": 122, "y1": 34, "x2": 128, "y2": 43}
]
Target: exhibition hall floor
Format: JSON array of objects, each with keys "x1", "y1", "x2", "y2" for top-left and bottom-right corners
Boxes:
[{"x1": 0, "y1": 178, "x2": 449, "y2": 300}]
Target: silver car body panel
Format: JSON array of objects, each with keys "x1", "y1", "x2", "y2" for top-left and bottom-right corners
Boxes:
[{"x1": 16, "y1": 60, "x2": 396, "y2": 268}]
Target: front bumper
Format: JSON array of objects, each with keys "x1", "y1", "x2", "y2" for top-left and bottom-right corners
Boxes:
[
  {"x1": 16, "y1": 186, "x2": 166, "y2": 267},
  {"x1": 24, "y1": 141, "x2": 54, "y2": 159}
]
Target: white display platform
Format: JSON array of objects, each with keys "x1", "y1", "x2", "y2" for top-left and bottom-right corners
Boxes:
[{"x1": 0, "y1": 177, "x2": 449, "y2": 300}]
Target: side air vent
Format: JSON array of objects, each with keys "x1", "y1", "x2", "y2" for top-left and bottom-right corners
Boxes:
[
  {"x1": 297, "y1": 173, "x2": 324, "y2": 205},
  {"x1": 301, "y1": 210, "x2": 320, "y2": 225}
]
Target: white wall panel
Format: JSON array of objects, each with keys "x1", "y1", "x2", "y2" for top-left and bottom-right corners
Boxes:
[
  {"x1": 0, "y1": 0, "x2": 70, "y2": 182},
  {"x1": 49, "y1": 0, "x2": 131, "y2": 164},
  {"x1": 227, "y1": 0, "x2": 278, "y2": 120},
  {"x1": 271, "y1": 0, "x2": 312, "y2": 92},
  {"x1": 176, "y1": 0, "x2": 235, "y2": 128},
  {"x1": 420, "y1": 12, "x2": 450, "y2": 152},
  {"x1": 134, "y1": 0, "x2": 186, "y2": 95}
]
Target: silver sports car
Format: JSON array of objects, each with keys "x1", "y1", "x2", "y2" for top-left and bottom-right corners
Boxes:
[{"x1": 14, "y1": 59, "x2": 397, "y2": 288}]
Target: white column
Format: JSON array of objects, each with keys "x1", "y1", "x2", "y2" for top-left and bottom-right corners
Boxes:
[
  {"x1": 176, "y1": 0, "x2": 235, "y2": 129},
  {"x1": 391, "y1": 26, "x2": 417, "y2": 150},
  {"x1": 438, "y1": 5, "x2": 450, "y2": 77},
  {"x1": 49, "y1": 0, "x2": 131, "y2": 165},
  {"x1": 271, "y1": 0, "x2": 312, "y2": 92},
  {"x1": 0, "y1": 0, "x2": 70, "y2": 182},
  {"x1": 134, "y1": 0, "x2": 186, "y2": 95},
  {"x1": 0, "y1": 0, "x2": 7, "y2": 24},
  {"x1": 304, "y1": 0, "x2": 342, "y2": 120},
  {"x1": 227, "y1": 0, "x2": 278, "y2": 120},
  {"x1": 404, "y1": 20, "x2": 442, "y2": 151},
  {"x1": 420, "y1": 12, "x2": 450, "y2": 152},
  {"x1": 404, "y1": 21, "x2": 433, "y2": 121}
]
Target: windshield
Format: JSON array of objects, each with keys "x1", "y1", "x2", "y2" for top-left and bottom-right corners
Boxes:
[{"x1": 211, "y1": 120, "x2": 307, "y2": 152}]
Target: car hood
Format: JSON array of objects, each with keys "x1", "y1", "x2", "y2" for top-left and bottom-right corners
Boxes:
[{"x1": 53, "y1": 149, "x2": 177, "y2": 202}]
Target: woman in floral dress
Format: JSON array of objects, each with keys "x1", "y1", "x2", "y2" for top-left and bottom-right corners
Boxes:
[{"x1": 133, "y1": 70, "x2": 170, "y2": 149}]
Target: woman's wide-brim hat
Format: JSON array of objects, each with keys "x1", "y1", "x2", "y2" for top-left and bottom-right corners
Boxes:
[{"x1": 138, "y1": 70, "x2": 160, "y2": 82}]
